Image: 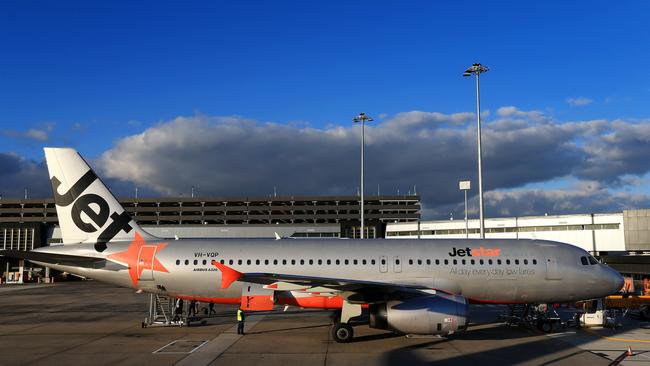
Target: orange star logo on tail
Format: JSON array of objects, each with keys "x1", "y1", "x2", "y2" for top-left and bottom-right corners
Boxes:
[{"x1": 106, "y1": 232, "x2": 169, "y2": 287}]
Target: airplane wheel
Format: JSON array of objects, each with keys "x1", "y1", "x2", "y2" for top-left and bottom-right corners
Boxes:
[{"x1": 331, "y1": 323, "x2": 354, "y2": 343}]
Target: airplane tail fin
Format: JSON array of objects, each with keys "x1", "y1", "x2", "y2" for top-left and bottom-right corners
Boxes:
[{"x1": 44, "y1": 147, "x2": 158, "y2": 251}]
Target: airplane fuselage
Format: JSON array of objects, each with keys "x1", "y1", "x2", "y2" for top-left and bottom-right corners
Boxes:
[{"x1": 33, "y1": 237, "x2": 622, "y2": 305}]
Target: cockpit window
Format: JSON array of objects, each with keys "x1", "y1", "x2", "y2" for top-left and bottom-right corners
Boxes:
[
  {"x1": 588, "y1": 256, "x2": 598, "y2": 265},
  {"x1": 580, "y1": 256, "x2": 588, "y2": 265}
]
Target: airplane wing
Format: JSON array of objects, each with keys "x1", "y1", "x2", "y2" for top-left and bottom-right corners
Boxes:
[
  {"x1": 0, "y1": 250, "x2": 122, "y2": 270},
  {"x1": 212, "y1": 261, "x2": 440, "y2": 303}
]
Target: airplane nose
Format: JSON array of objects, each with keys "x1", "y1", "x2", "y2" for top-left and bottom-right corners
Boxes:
[{"x1": 610, "y1": 269, "x2": 624, "y2": 294}]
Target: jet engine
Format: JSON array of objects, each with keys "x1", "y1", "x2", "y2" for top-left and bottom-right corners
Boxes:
[{"x1": 369, "y1": 293, "x2": 469, "y2": 335}]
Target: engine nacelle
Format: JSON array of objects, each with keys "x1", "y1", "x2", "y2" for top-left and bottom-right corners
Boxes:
[{"x1": 369, "y1": 293, "x2": 469, "y2": 335}]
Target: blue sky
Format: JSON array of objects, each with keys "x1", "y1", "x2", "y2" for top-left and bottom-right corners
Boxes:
[{"x1": 1, "y1": 1, "x2": 650, "y2": 218}]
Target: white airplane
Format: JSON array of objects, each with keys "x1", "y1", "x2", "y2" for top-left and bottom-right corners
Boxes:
[{"x1": 1, "y1": 148, "x2": 624, "y2": 342}]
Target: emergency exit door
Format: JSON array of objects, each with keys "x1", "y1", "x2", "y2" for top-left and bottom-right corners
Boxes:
[
  {"x1": 379, "y1": 256, "x2": 388, "y2": 273},
  {"x1": 393, "y1": 256, "x2": 402, "y2": 273}
]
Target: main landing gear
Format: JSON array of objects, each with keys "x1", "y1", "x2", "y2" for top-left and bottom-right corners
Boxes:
[
  {"x1": 331, "y1": 322, "x2": 354, "y2": 343},
  {"x1": 330, "y1": 301, "x2": 362, "y2": 343}
]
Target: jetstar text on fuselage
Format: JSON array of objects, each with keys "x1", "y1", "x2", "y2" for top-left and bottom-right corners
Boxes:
[{"x1": 448, "y1": 246, "x2": 501, "y2": 257}]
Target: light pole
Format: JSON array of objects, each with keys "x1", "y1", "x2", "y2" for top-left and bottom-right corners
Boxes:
[
  {"x1": 463, "y1": 63, "x2": 489, "y2": 239},
  {"x1": 459, "y1": 181, "x2": 471, "y2": 238},
  {"x1": 353, "y1": 112, "x2": 373, "y2": 239}
]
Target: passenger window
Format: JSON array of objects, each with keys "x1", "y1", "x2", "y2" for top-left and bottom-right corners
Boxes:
[
  {"x1": 470, "y1": 259, "x2": 475, "y2": 265},
  {"x1": 435, "y1": 259, "x2": 440, "y2": 265},
  {"x1": 444, "y1": 259, "x2": 449, "y2": 265},
  {"x1": 396, "y1": 259, "x2": 400, "y2": 265},
  {"x1": 479, "y1": 259, "x2": 484, "y2": 265},
  {"x1": 265, "y1": 259, "x2": 269, "y2": 265},
  {"x1": 497, "y1": 259, "x2": 502, "y2": 265},
  {"x1": 453, "y1": 259, "x2": 457, "y2": 265},
  {"x1": 309, "y1": 259, "x2": 313, "y2": 265},
  {"x1": 202, "y1": 260, "x2": 207, "y2": 265},
  {"x1": 409, "y1": 259, "x2": 413, "y2": 265},
  {"x1": 327, "y1": 259, "x2": 331, "y2": 265},
  {"x1": 247, "y1": 259, "x2": 251, "y2": 265},
  {"x1": 229, "y1": 259, "x2": 234, "y2": 265},
  {"x1": 362, "y1": 259, "x2": 367, "y2": 265},
  {"x1": 274, "y1": 259, "x2": 278, "y2": 265},
  {"x1": 176, "y1": 259, "x2": 180, "y2": 265},
  {"x1": 506, "y1": 259, "x2": 510, "y2": 265},
  {"x1": 300, "y1": 259, "x2": 305, "y2": 265},
  {"x1": 426, "y1": 259, "x2": 431, "y2": 265},
  {"x1": 533, "y1": 259, "x2": 537, "y2": 265},
  {"x1": 580, "y1": 257, "x2": 588, "y2": 265},
  {"x1": 220, "y1": 259, "x2": 225, "y2": 264},
  {"x1": 318, "y1": 259, "x2": 322, "y2": 265},
  {"x1": 185, "y1": 259, "x2": 189, "y2": 265},
  {"x1": 462, "y1": 259, "x2": 466, "y2": 265},
  {"x1": 523, "y1": 259, "x2": 528, "y2": 265},
  {"x1": 380, "y1": 259, "x2": 385, "y2": 265},
  {"x1": 488, "y1": 259, "x2": 492, "y2": 265},
  {"x1": 515, "y1": 259, "x2": 519, "y2": 265},
  {"x1": 291, "y1": 259, "x2": 296, "y2": 265},
  {"x1": 336, "y1": 259, "x2": 341, "y2": 265},
  {"x1": 373, "y1": 259, "x2": 377, "y2": 265},
  {"x1": 417, "y1": 259, "x2": 422, "y2": 265},
  {"x1": 282, "y1": 259, "x2": 287, "y2": 265},
  {"x1": 344, "y1": 259, "x2": 349, "y2": 265},
  {"x1": 256, "y1": 259, "x2": 260, "y2": 265},
  {"x1": 353, "y1": 259, "x2": 358, "y2": 265}
]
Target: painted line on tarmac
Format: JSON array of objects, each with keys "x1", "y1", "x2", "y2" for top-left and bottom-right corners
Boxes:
[
  {"x1": 173, "y1": 315, "x2": 265, "y2": 366},
  {"x1": 583, "y1": 328, "x2": 650, "y2": 343},
  {"x1": 153, "y1": 340, "x2": 210, "y2": 354}
]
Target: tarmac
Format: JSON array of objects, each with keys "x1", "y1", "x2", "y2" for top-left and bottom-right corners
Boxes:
[{"x1": 0, "y1": 281, "x2": 648, "y2": 366}]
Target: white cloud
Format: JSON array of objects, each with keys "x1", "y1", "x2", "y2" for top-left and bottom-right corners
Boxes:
[
  {"x1": 566, "y1": 97, "x2": 593, "y2": 106},
  {"x1": 4, "y1": 107, "x2": 650, "y2": 218},
  {"x1": 3, "y1": 122, "x2": 54, "y2": 142},
  {"x1": 25, "y1": 128, "x2": 49, "y2": 141}
]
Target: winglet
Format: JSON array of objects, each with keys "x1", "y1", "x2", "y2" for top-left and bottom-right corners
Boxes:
[{"x1": 211, "y1": 260, "x2": 243, "y2": 289}]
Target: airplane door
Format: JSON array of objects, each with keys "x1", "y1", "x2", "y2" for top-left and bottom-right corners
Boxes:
[
  {"x1": 137, "y1": 246, "x2": 158, "y2": 281},
  {"x1": 545, "y1": 257, "x2": 562, "y2": 280},
  {"x1": 393, "y1": 256, "x2": 402, "y2": 273},
  {"x1": 379, "y1": 256, "x2": 388, "y2": 273}
]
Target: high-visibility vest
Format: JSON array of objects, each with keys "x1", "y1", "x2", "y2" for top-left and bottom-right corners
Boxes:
[{"x1": 237, "y1": 309, "x2": 243, "y2": 321}]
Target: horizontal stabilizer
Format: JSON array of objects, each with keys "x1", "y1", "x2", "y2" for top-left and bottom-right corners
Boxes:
[{"x1": 0, "y1": 250, "x2": 122, "y2": 270}]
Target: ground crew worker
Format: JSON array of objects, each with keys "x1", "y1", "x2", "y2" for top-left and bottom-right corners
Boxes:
[
  {"x1": 209, "y1": 302, "x2": 216, "y2": 316},
  {"x1": 188, "y1": 299, "x2": 197, "y2": 317},
  {"x1": 174, "y1": 298, "x2": 184, "y2": 322},
  {"x1": 237, "y1": 307, "x2": 245, "y2": 335}
]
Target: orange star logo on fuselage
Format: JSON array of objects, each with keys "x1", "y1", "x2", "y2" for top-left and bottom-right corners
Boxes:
[{"x1": 106, "y1": 232, "x2": 169, "y2": 287}]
